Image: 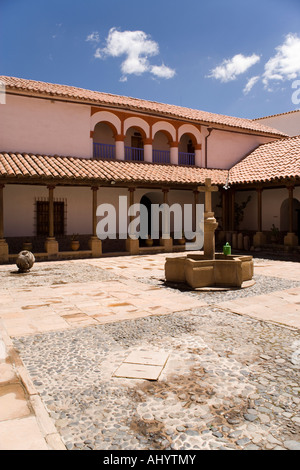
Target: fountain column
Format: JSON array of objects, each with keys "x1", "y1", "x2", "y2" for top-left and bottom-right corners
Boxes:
[{"x1": 198, "y1": 178, "x2": 218, "y2": 259}]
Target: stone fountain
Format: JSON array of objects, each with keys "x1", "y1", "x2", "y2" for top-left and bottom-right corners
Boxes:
[{"x1": 165, "y1": 178, "x2": 254, "y2": 289}]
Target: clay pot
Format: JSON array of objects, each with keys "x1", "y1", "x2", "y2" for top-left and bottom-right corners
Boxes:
[
  {"x1": 145, "y1": 238, "x2": 153, "y2": 247},
  {"x1": 71, "y1": 240, "x2": 80, "y2": 251}
]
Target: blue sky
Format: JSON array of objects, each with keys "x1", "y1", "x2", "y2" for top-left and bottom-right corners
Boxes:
[{"x1": 1, "y1": 0, "x2": 300, "y2": 119}]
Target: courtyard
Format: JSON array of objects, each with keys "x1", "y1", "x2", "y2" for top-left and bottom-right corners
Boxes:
[{"x1": 0, "y1": 252, "x2": 300, "y2": 451}]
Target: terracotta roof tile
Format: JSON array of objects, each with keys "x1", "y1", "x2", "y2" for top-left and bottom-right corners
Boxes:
[
  {"x1": 229, "y1": 135, "x2": 300, "y2": 184},
  {"x1": 0, "y1": 152, "x2": 228, "y2": 186},
  {"x1": 1, "y1": 136, "x2": 299, "y2": 187},
  {"x1": 0, "y1": 76, "x2": 286, "y2": 137}
]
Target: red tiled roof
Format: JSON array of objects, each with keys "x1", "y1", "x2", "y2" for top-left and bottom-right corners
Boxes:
[
  {"x1": 229, "y1": 135, "x2": 300, "y2": 184},
  {"x1": 1, "y1": 137, "x2": 299, "y2": 187},
  {"x1": 0, "y1": 152, "x2": 228, "y2": 186},
  {"x1": 0, "y1": 76, "x2": 286, "y2": 137}
]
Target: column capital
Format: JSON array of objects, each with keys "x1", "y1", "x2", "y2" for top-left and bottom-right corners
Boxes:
[
  {"x1": 169, "y1": 141, "x2": 179, "y2": 148},
  {"x1": 0, "y1": 184, "x2": 5, "y2": 190},
  {"x1": 162, "y1": 187, "x2": 169, "y2": 193},
  {"x1": 115, "y1": 134, "x2": 125, "y2": 142},
  {"x1": 47, "y1": 184, "x2": 56, "y2": 190},
  {"x1": 128, "y1": 186, "x2": 136, "y2": 193},
  {"x1": 91, "y1": 185, "x2": 99, "y2": 191}
]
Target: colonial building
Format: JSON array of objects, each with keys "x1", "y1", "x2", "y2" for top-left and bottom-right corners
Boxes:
[{"x1": 0, "y1": 76, "x2": 299, "y2": 263}]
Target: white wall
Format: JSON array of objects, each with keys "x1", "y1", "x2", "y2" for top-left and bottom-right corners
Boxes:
[
  {"x1": 235, "y1": 190, "x2": 257, "y2": 231},
  {"x1": 3, "y1": 184, "x2": 197, "y2": 238},
  {"x1": 0, "y1": 94, "x2": 91, "y2": 158},
  {"x1": 207, "y1": 130, "x2": 275, "y2": 169},
  {"x1": 4, "y1": 185, "x2": 93, "y2": 237},
  {"x1": 235, "y1": 187, "x2": 300, "y2": 232},
  {"x1": 256, "y1": 112, "x2": 300, "y2": 137}
]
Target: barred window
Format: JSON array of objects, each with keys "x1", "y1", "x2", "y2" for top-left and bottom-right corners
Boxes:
[{"x1": 36, "y1": 200, "x2": 65, "y2": 236}]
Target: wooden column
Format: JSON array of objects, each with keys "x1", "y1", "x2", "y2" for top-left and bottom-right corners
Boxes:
[
  {"x1": 126, "y1": 187, "x2": 139, "y2": 254},
  {"x1": 222, "y1": 190, "x2": 227, "y2": 232},
  {"x1": 230, "y1": 189, "x2": 235, "y2": 232},
  {"x1": 89, "y1": 186, "x2": 102, "y2": 257},
  {"x1": 257, "y1": 187, "x2": 263, "y2": 232},
  {"x1": 0, "y1": 184, "x2": 4, "y2": 240},
  {"x1": 48, "y1": 185, "x2": 55, "y2": 238},
  {"x1": 92, "y1": 186, "x2": 98, "y2": 237},
  {"x1": 128, "y1": 187, "x2": 135, "y2": 224},
  {"x1": 45, "y1": 185, "x2": 59, "y2": 258},
  {"x1": 193, "y1": 189, "x2": 199, "y2": 232},
  {"x1": 160, "y1": 187, "x2": 173, "y2": 251},
  {"x1": 284, "y1": 184, "x2": 298, "y2": 247},
  {"x1": 288, "y1": 185, "x2": 294, "y2": 233},
  {"x1": 253, "y1": 186, "x2": 266, "y2": 247},
  {"x1": 0, "y1": 184, "x2": 9, "y2": 263}
]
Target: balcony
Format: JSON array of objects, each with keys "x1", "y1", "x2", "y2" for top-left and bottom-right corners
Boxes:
[
  {"x1": 93, "y1": 143, "x2": 116, "y2": 160},
  {"x1": 125, "y1": 146, "x2": 144, "y2": 162},
  {"x1": 93, "y1": 143, "x2": 195, "y2": 165},
  {"x1": 178, "y1": 152, "x2": 195, "y2": 166},
  {"x1": 152, "y1": 149, "x2": 170, "y2": 164}
]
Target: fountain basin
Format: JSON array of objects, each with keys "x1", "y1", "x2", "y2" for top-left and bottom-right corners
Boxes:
[{"x1": 165, "y1": 253, "x2": 254, "y2": 289}]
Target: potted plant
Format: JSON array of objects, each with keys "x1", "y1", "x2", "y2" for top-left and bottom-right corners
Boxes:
[
  {"x1": 145, "y1": 235, "x2": 153, "y2": 247},
  {"x1": 177, "y1": 232, "x2": 186, "y2": 245},
  {"x1": 22, "y1": 239, "x2": 33, "y2": 251},
  {"x1": 270, "y1": 224, "x2": 279, "y2": 243},
  {"x1": 71, "y1": 234, "x2": 80, "y2": 251}
]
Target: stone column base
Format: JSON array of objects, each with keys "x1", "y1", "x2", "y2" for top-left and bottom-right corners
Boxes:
[
  {"x1": 253, "y1": 231, "x2": 266, "y2": 247},
  {"x1": 284, "y1": 232, "x2": 299, "y2": 247},
  {"x1": 126, "y1": 238, "x2": 139, "y2": 255},
  {"x1": 159, "y1": 237, "x2": 173, "y2": 252},
  {"x1": 0, "y1": 239, "x2": 9, "y2": 264},
  {"x1": 89, "y1": 236, "x2": 102, "y2": 257},
  {"x1": 45, "y1": 237, "x2": 59, "y2": 259}
]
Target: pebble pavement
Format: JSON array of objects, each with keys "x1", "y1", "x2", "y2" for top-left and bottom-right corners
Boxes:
[{"x1": 7, "y1": 254, "x2": 300, "y2": 451}]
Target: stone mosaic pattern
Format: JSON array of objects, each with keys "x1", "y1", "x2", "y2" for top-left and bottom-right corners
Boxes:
[{"x1": 13, "y1": 302, "x2": 300, "y2": 450}]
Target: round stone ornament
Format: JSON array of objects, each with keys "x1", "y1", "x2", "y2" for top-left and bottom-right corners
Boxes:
[{"x1": 16, "y1": 250, "x2": 35, "y2": 273}]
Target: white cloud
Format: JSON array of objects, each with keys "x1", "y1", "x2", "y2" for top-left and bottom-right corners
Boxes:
[
  {"x1": 263, "y1": 33, "x2": 300, "y2": 87},
  {"x1": 94, "y1": 48, "x2": 102, "y2": 59},
  {"x1": 93, "y1": 27, "x2": 175, "y2": 80},
  {"x1": 86, "y1": 32, "x2": 100, "y2": 43},
  {"x1": 243, "y1": 75, "x2": 260, "y2": 95},
  {"x1": 151, "y1": 64, "x2": 176, "y2": 79},
  {"x1": 209, "y1": 53, "x2": 261, "y2": 82}
]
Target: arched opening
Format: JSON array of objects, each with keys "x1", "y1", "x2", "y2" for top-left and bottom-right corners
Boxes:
[
  {"x1": 124, "y1": 127, "x2": 145, "y2": 161},
  {"x1": 280, "y1": 197, "x2": 300, "y2": 232},
  {"x1": 152, "y1": 130, "x2": 171, "y2": 164},
  {"x1": 139, "y1": 192, "x2": 163, "y2": 246},
  {"x1": 179, "y1": 133, "x2": 196, "y2": 165},
  {"x1": 93, "y1": 122, "x2": 116, "y2": 159}
]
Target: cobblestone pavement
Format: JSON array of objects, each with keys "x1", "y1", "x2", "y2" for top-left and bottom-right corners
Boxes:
[{"x1": 1, "y1": 253, "x2": 300, "y2": 450}]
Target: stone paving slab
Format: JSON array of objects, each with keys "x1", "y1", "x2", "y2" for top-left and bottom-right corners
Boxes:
[
  {"x1": 0, "y1": 275, "x2": 207, "y2": 337},
  {"x1": 0, "y1": 253, "x2": 300, "y2": 450},
  {"x1": 0, "y1": 416, "x2": 49, "y2": 450},
  {"x1": 113, "y1": 363, "x2": 165, "y2": 380},
  {"x1": 124, "y1": 350, "x2": 169, "y2": 366},
  {"x1": 217, "y1": 287, "x2": 300, "y2": 329}
]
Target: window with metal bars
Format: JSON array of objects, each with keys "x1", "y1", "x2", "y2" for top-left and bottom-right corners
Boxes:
[{"x1": 36, "y1": 200, "x2": 65, "y2": 236}]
